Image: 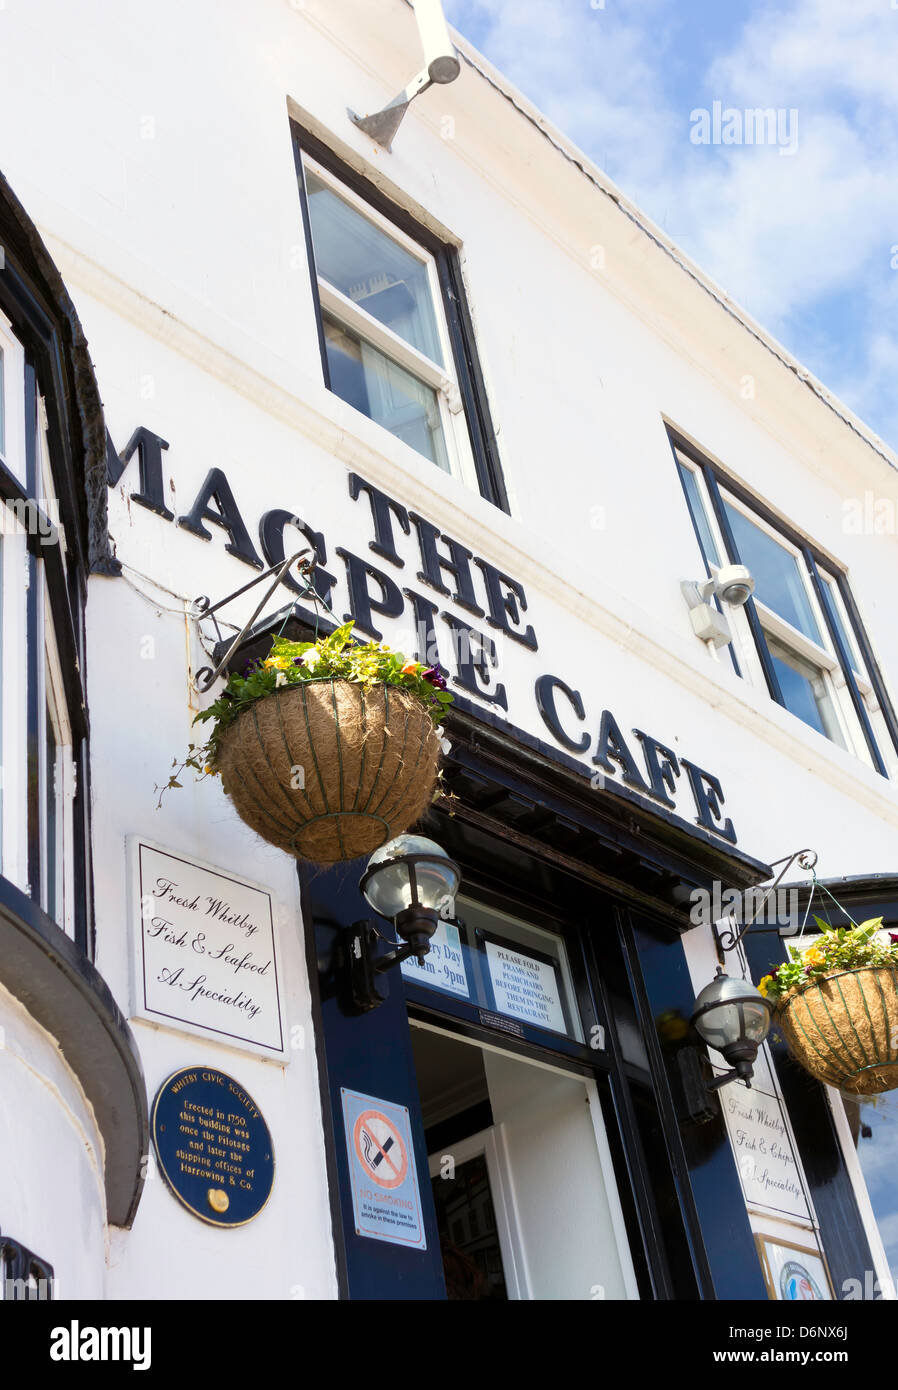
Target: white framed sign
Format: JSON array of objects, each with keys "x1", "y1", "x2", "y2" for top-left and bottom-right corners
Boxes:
[
  {"x1": 400, "y1": 919, "x2": 470, "y2": 999},
  {"x1": 720, "y1": 1082, "x2": 811, "y2": 1221},
  {"x1": 482, "y1": 936, "x2": 567, "y2": 1035},
  {"x1": 129, "y1": 838, "x2": 286, "y2": 1060}
]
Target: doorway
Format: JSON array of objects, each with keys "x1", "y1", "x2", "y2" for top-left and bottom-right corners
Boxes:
[{"x1": 410, "y1": 1022, "x2": 638, "y2": 1301}]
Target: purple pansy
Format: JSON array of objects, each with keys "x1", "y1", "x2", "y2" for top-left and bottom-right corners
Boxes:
[{"x1": 422, "y1": 665, "x2": 448, "y2": 690}]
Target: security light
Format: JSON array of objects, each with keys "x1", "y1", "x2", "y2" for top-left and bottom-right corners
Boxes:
[
  {"x1": 680, "y1": 565, "x2": 755, "y2": 648},
  {"x1": 682, "y1": 565, "x2": 755, "y2": 613},
  {"x1": 348, "y1": 0, "x2": 461, "y2": 152}
]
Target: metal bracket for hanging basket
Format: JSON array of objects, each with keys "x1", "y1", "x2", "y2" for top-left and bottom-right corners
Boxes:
[
  {"x1": 714, "y1": 847, "x2": 818, "y2": 956},
  {"x1": 190, "y1": 550, "x2": 316, "y2": 693}
]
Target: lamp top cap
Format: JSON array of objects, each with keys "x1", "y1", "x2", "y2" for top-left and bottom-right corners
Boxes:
[
  {"x1": 366, "y1": 833, "x2": 452, "y2": 869},
  {"x1": 693, "y1": 969, "x2": 767, "y2": 1010}
]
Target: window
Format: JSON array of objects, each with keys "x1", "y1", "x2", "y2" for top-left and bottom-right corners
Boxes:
[
  {"x1": 0, "y1": 320, "x2": 78, "y2": 937},
  {"x1": 292, "y1": 126, "x2": 508, "y2": 509},
  {"x1": 672, "y1": 432, "x2": 898, "y2": 777}
]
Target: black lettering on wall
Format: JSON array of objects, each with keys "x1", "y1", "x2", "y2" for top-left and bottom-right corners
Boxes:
[
  {"x1": 177, "y1": 469, "x2": 263, "y2": 568},
  {"x1": 441, "y1": 612, "x2": 507, "y2": 709},
  {"x1": 404, "y1": 589, "x2": 443, "y2": 669},
  {"x1": 535, "y1": 674, "x2": 590, "y2": 752},
  {"x1": 106, "y1": 426, "x2": 173, "y2": 520},
  {"x1": 593, "y1": 710, "x2": 649, "y2": 792},
  {"x1": 475, "y1": 559, "x2": 537, "y2": 650},
  {"x1": 348, "y1": 473, "x2": 410, "y2": 567},
  {"x1": 259, "y1": 509, "x2": 337, "y2": 606},
  {"x1": 633, "y1": 730, "x2": 681, "y2": 809},
  {"x1": 409, "y1": 513, "x2": 484, "y2": 617},
  {"x1": 337, "y1": 548, "x2": 405, "y2": 640},
  {"x1": 680, "y1": 760, "x2": 737, "y2": 843}
]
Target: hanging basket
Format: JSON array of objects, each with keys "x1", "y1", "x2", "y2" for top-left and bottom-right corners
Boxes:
[
  {"x1": 776, "y1": 965, "x2": 898, "y2": 1096},
  {"x1": 215, "y1": 678, "x2": 442, "y2": 863}
]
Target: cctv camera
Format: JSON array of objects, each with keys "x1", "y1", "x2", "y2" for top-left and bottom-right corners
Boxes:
[{"x1": 714, "y1": 564, "x2": 755, "y2": 607}]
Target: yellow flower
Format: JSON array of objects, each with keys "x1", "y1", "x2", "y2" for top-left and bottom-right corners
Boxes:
[
  {"x1": 401, "y1": 661, "x2": 420, "y2": 675},
  {"x1": 804, "y1": 947, "x2": 825, "y2": 967},
  {"x1": 758, "y1": 976, "x2": 772, "y2": 997},
  {"x1": 263, "y1": 656, "x2": 291, "y2": 671}
]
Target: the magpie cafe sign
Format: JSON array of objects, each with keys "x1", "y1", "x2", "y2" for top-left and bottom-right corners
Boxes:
[{"x1": 108, "y1": 426, "x2": 738, "y2": 845}]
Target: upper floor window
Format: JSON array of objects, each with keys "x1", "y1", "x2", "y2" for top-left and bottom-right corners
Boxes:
[
  {"x1": 672, "y1": 431, "x2": 898, "y2": 778},
  {"x1": 292, "y1": 124, "x2": 508, "y2": 510}
]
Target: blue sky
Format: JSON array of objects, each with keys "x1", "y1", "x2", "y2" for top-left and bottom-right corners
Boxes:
[{"x1": 442, "y1": 0, "x2": 898, "y2": 454}]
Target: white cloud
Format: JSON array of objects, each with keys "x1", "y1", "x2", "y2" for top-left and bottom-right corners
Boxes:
[{"x1": 444, "y1": 0, "x2": 898, "y2": 450}]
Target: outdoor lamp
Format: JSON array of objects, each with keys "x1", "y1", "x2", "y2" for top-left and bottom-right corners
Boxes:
[
  {"x1": 690, "y1": 967, "x2": 773, "y2": 1090},
  {"x1": 347, "y1": 835, "x2": 461, "y2": 1012},
  {"x1": 360, "y1": 834, "x2": 460, "y2": 963}
]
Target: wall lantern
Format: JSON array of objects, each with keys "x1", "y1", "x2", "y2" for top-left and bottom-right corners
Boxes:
[
  {"x1": 690, "y1": 968, "x2": 773, "y2": 1090},
  {"x1": 347, "y1": 834, "x2": 461, "y2": 1012},
  {"x1": 689, "y1": 847, "x2": 817, "y2": 1091},
  {"x1": 348, "y1": 0, "x2": 461, "y2": 152}
]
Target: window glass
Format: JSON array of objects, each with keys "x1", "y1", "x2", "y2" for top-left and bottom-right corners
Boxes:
[
  {"x1": 0, "y1": 347, "x2": 5, "y2": 456},
  {"x1": 819, "y1": 574, "x2": 862, "y2": 673},
  {"x1": 322, "y1": 316, "x2": 450, "y2": 470},
  {"x1": 305, "y1": 171, "x2": 444, "y2": 365},
  {"x1": 404, "y1": 895, "x2": 584, "y2": 1043},
  {"x1": 678, "y1": 463, "x2": 720, "y2": 567},
  {"x1": 767, "y1": 638, "x2": 844, "y2": 746},
  {"x1": 0, "y1": 534, "x2": 3, "y2": 875},
  {"x1": 723, "y1": 501, "x2": 822, "y2": 643},
  {"x1": 848, "y1": 1089, "x2": 898, "y2": 1292}
]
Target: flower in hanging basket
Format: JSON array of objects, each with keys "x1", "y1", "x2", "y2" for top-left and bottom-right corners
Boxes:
[
  {"x1": 762, "y1": 917, "x2": 898, "y2": 1096},
  {"x1": 158, "y1": 622, "x2": 454, "y2": 864}
]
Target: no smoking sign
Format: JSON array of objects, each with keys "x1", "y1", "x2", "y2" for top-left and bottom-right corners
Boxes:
[{"x1": 342, "y1": 1089, "x2": 426, "y2": 1249}]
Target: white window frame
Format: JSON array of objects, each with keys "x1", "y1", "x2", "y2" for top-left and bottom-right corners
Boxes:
[
  {"x1": 677, "y1": 453, "x2": 884, "y2": 768},
  {"x1": 720, "y1": 489, "x2": 858, "y2": 756},
  {"x1": 0, "y1": 506, "x2": 28, "y2": 891},
  {"x1": 0, "y1": 309, "x2": 26, "y2": 488},
  {"x1": 302, "y1": 155, "x2": 480, "y2": 493}
]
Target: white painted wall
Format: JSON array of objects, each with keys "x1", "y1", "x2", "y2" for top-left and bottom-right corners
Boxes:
[
  {"x1": 0, "y1": 983, "x2": 106, "y2": 1299},
  {"x1": 0, "y1": 0, "x2": 894, "y2": 1298}
]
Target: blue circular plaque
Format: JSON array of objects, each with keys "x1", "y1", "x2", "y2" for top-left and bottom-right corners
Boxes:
[{"x1": 151, "y1": 1067, "x2": 275, "y2": 1227}]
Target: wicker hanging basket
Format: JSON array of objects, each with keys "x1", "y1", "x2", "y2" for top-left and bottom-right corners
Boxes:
[
  {"x1": 776, "y1": 965, "x2": 898, "y2": 1096},
  {"x1": 215, "y1": 678, "x2": 442, "y2": 863}
]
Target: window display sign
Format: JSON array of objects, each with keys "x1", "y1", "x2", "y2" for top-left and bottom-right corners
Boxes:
[
  {"x1": 400, "y1": 919, "x2": 470, "y2": 998},
  {"x1": 755, "y1": 1235, "x2": 832, "y2": 1301},
  {"x1": 720, "y1": 1082, "x2": 812, "y2": 1221},
  {"x1": 482, "y1": 936, "x2": 568, "y2": 1035},
  {"x1": 341, "y1": 1089, "x2": 426, "y2": 1249},
  {"x1": 131, "y1": 839, "x2": 286, "y2": 1059}
]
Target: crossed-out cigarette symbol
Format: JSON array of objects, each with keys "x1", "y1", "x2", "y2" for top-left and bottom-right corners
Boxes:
[{"x1": 353, "y1": 1110, "x2": 408, "y2": 1189}]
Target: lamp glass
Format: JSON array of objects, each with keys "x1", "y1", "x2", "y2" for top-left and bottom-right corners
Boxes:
[
  {"x1": 362, "y1": 834, "x2": 460, "y2": 919},
  {"x1": 692, "y1": 972, "x2": 771, "y2": 1052}
]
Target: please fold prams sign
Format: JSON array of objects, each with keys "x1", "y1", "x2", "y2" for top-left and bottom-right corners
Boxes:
[
  {"x1": 109, "y1": 426, "x2": 739, "y2": 845},
  {"x1": 129, "y1": 838, "x2": 287, "y2": 1059}
]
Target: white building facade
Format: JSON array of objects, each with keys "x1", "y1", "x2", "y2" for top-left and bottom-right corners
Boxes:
[{"x1": 1, "y1": 0, "x2": 897, "y2": 1302}]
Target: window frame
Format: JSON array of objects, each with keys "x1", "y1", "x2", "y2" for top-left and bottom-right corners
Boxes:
[
  {"x1": 670, "y1": 427, "x2": 898, "y2": 777},
  {"x1": 291, "y1": 121, "x2": 510, "y2": 512}
]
